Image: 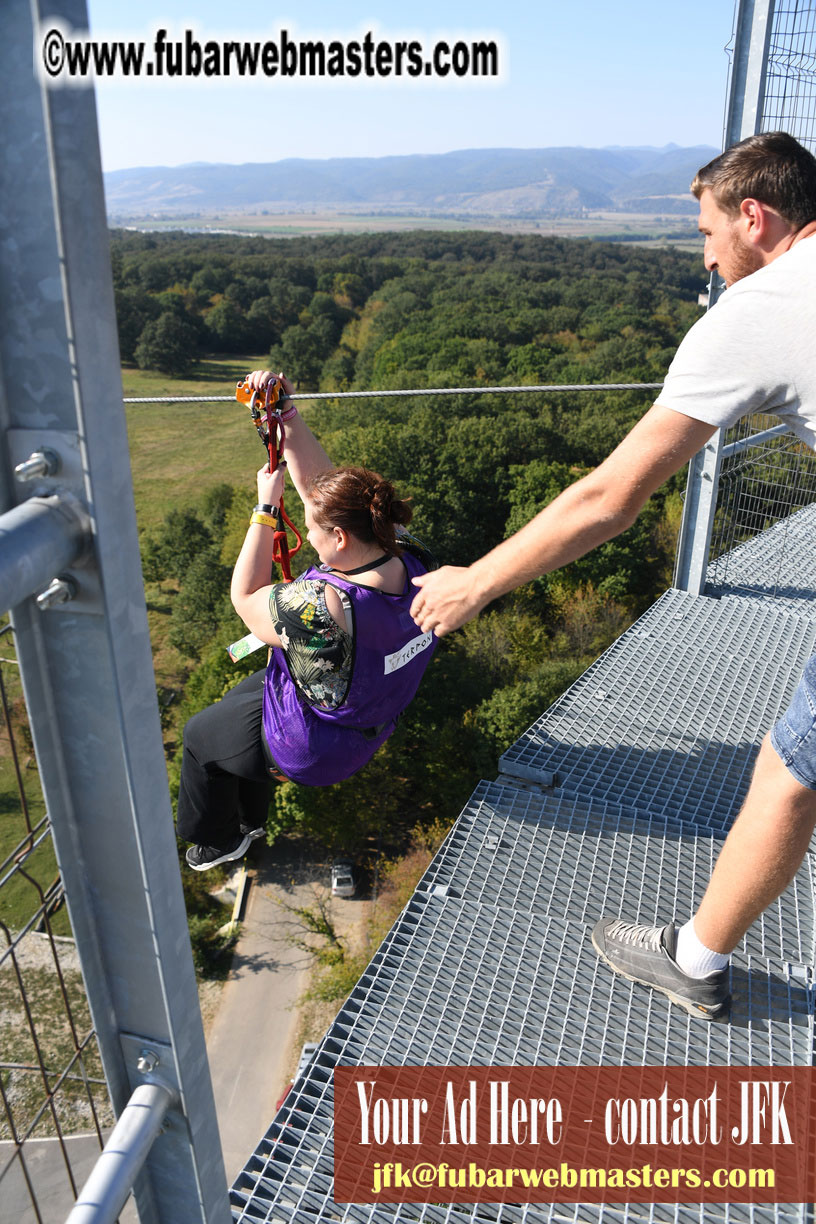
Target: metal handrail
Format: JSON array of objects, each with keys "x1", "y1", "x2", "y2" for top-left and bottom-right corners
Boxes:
[
  {"x1": 720, "y1": 421, "x2": 792, "y2": 458},
  {"x1": 64, "y1": 1080, "x2": 179, "y2": 1224}
]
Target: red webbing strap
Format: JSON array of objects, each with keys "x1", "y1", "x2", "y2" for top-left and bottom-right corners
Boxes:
[
  {"x1": 262, "y1": 382, "x2": 302, "y2": 583},
  {"x1": 235, "y1": 377, "x2": 303, "y2": 583}
]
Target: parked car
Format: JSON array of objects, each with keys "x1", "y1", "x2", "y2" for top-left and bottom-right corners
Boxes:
[
  {"x1": 331, "y1": 860, "x2": 356, "y2": 898},
  {"x1": 295, "y1": 1041, "x2": 318, "y2": 1082},
  {"x1": 275, "y1": 1042, "x2": 318, "y2": 1112}
]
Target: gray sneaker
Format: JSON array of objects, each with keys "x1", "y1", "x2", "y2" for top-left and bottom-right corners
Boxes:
[
  {"x1": 591, "y1": 918, "x2": 730, "y2": 1021},
  {"x1": 185, "y1": 832, "x2": 254, "y2": 872}
]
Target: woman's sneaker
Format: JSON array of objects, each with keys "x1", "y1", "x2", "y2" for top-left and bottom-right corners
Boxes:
[
  {"x1": 185, "y1": 831, "x2": 253, "y2": 872},
  {"x1": 591, "y1": 917, "x2": 730, "y2": 1021}
]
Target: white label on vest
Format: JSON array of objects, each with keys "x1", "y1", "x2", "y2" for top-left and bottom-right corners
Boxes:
[{"x1": 383, "y1": 631, "x2": 434, "y2": 675}]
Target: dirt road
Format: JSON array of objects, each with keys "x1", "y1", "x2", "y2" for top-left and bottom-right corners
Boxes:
[{"x1": 205, "y1": 841, "x2": 367, "y2": 1183}]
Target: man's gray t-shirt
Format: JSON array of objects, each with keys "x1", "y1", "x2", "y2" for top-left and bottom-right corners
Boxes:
[{"x1": 658, "y1": 236, "x2": 816, "y2": 448}]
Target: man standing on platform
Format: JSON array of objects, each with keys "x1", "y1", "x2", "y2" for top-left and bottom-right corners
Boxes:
[{"x1": 410, "y1": 131, "x2": 816, "y2": 1020}]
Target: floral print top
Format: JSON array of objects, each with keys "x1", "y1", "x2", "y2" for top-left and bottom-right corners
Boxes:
[
  {"x1": 270, "y1": 576, "x2": 353, "y2": 710},
  {"x1": 268, "y1": 534, "x2": 436, "y2": 712}
]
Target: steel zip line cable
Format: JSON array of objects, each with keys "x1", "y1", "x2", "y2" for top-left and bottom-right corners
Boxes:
[{"x1": 123, "y1": 381, "x2": 663, "y2": 404}]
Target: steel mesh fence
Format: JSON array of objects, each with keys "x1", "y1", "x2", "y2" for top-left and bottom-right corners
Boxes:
[
  {"x1": 707, "y1": 412, "x2": 816, "y2": 585},
  {"x1": 763, "y1": 1, "x2": 816, "y2": 148},
  {"x1": 701, "y1": 4, "x2": 816, "y2": 582},
  {"x1": 0, "y1": 622, "x2": 117, "y2": 1223}
]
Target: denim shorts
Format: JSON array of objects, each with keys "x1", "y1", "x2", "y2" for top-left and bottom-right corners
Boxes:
[{"x1": 770, "y1": 653, "x2": 816, "y2": 790}]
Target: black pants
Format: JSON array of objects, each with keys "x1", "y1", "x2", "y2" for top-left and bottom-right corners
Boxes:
[{"x1": 176, "y1": 669, "x2": 272, "y2": 847}]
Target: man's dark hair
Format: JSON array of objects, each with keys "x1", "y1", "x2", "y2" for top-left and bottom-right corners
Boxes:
[{"x1": 691, "y1": 131, "x2": 816, "y2": 229}]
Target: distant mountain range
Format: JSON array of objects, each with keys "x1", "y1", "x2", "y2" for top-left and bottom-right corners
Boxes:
[{"x1": 104, "y1": 144, "x2": 718, "y2": 219}]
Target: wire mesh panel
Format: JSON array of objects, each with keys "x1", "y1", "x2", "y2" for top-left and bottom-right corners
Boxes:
[
  {"x1": 0, "y1": 623, "x2": 126, "y2": 1223},
  {"x1": 711, "y1": 0, "x2": 816, "y2": 565},
  {"x1": 706, "y1": 498, "x2": 816, "y2": 608},
  {"x1": 716, "y1": 0, "x2": 816, "y2": 574},
  {"x1": 677, "y1": 2, "x2": 816, "y2": 592},
  {"x1": 706, "y1": 416, "x2": 816, "y2": 582},
  {"x1": 763, "y1": 1, "x2": 816, "y2": 149}
]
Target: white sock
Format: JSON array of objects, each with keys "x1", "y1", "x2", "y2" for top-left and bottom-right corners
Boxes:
[{"x1": 674, "y1": 918, "x2": 730, "y2": 978}]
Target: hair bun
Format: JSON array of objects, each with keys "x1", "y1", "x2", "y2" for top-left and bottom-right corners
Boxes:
[
  {"x1": 366, "y1": 479, "x2": 412, "y2": 529},
  {"x1": 307, "y1": 465, "x2": 412, "y2": 552},
  {"x1": 367, "y1": 480, "x2": 392, "y2": 515}
]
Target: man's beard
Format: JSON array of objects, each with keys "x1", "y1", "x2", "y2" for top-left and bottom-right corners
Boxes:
[{"x1": 725, "y1": 232, "x2": 764, "y2": 285}]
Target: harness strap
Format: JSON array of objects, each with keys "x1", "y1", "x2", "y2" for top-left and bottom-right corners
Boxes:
[
  {"x1": 260, "y1": 733, "x2": 290, "y2": 782},
  {"x1": 236, "y1": 376, "x2": 303, "y2": 582}
]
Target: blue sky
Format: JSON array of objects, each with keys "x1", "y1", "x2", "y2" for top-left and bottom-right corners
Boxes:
[{"x1": 86, "y1": 0, "x2": 737, "y2": 172}]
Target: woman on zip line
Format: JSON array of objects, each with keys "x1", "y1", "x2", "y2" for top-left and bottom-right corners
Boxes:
[{"x1": 177, "y1": 370, "x2": 437, "y2": 871}]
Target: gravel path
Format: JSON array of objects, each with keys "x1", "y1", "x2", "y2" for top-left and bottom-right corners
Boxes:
[{"x1": 2, "y1": 929, "x2": 80, "y2": 973}]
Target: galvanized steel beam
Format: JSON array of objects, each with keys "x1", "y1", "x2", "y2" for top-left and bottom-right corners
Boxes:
[
  {"x1": 673, "y1": 429, "x2": 724, "y2": 595},
  {"x1": 725, "y1": 0, "x2": 776, "y2": 146},
  {"x1": 0, "y1": 2, "x2": 229, "y2": 1221}
]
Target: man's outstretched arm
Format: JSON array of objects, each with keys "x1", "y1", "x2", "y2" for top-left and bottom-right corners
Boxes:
[{"x1": 410, "y1": 404, "x2": 716, "y2": 635}]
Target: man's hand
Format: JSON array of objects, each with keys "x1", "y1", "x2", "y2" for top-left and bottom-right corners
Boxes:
[
  {"x1": 410, "y1": 566, "x2": 486, "y2": 636},
  {"x1": 409, "y1": 406, "x2": 716, "y2": 638}
]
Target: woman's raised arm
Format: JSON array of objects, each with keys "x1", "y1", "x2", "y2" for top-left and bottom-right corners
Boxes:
[
  {"x1": 245, "y1": 369, "x2": 333, "y2": 503},
  {"x1": 230, "y1": 462, "x2": 286, "y2": 644}
]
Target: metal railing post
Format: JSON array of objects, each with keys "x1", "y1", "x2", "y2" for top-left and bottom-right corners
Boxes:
[
  {"x1": 673, "y1": 0, "x2": 776, "y2": 593},
  {"x1": 0, "y1": 2, "x2": 229, "y2": 1220},
  {"x1": 724, "y1": 0, "x2": 775, "y2": 146},
  {"x1": 673, "y1": 429, "x2": 724, "y2": 595}
]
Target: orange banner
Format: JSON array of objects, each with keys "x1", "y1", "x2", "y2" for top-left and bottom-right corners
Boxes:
[{"x1": 334, "y1": 1065, "x2": 816, "y2": 1203}]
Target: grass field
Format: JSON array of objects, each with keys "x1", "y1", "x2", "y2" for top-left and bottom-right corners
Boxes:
[
  {"x1": 0, "y1": 353, "x2": 289, "y2": 1143},
  {"x1": 0, "y1": 652, "x2": 72, "y2": 940},
  {"x1": 0, "y1": 760, "x2": 60, "y2": 932},
  {"x1": 0, "y1": 356, "x2": 265, "y2": 937},
  {"x1": 121, "y1": 356, "x2": 280, "y2": 727},
  {"x1": 113, "y1": 208, "x2": 705, "y2": 252},
  {"x1": 122, "y1": 355, "x2": 266, "y2": 531}
]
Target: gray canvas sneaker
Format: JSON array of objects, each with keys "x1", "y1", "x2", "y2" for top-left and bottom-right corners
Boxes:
[
  {"x1": 185, "y1": 831, "x2": 253, "y2": 872},
  {"x1": 591, "y1": 917, "x2": 730, "y2": 1021}
]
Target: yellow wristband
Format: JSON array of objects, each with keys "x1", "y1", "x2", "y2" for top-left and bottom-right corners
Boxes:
[{"x1": 250, "y1": 511, "x2": 278, "y2": 528}]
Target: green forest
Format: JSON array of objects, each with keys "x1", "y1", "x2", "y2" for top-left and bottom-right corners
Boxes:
[{"x1": 114, "y1": 228, "x2": 705, "y2": 872}]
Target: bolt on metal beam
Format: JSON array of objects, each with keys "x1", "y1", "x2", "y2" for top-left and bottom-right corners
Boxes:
[{"x1": 0, "y1": 496, "x2": 90, "y2": 615}]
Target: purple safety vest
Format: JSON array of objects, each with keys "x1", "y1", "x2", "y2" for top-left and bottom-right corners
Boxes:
[{"x1": 262, "y1": 549, "x2": 436, "y2": 785}]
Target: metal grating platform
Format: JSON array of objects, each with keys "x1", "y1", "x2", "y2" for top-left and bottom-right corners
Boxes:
[
  {"x1": 233, "y1": 1205, "x2": 807, "y2": 1224},
  {"x1": 232, "y1": 898, "x2": 813, "y2": 1224},
  {"x1": 234, "y1": 535, "x2": 816, "y2": 1223},
  {"x1": 705, "y1": 502, "x2": 816, "y2": 618},
  {"x1": 416, "y1": 781, "x2": 816, "y2": 967},
  {"x1": 233, "y1": 1195, "x2": 807, "y2": 1224},
  {"x1": 498, "y1": 590, "x2": 816, "y2": 828}
]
